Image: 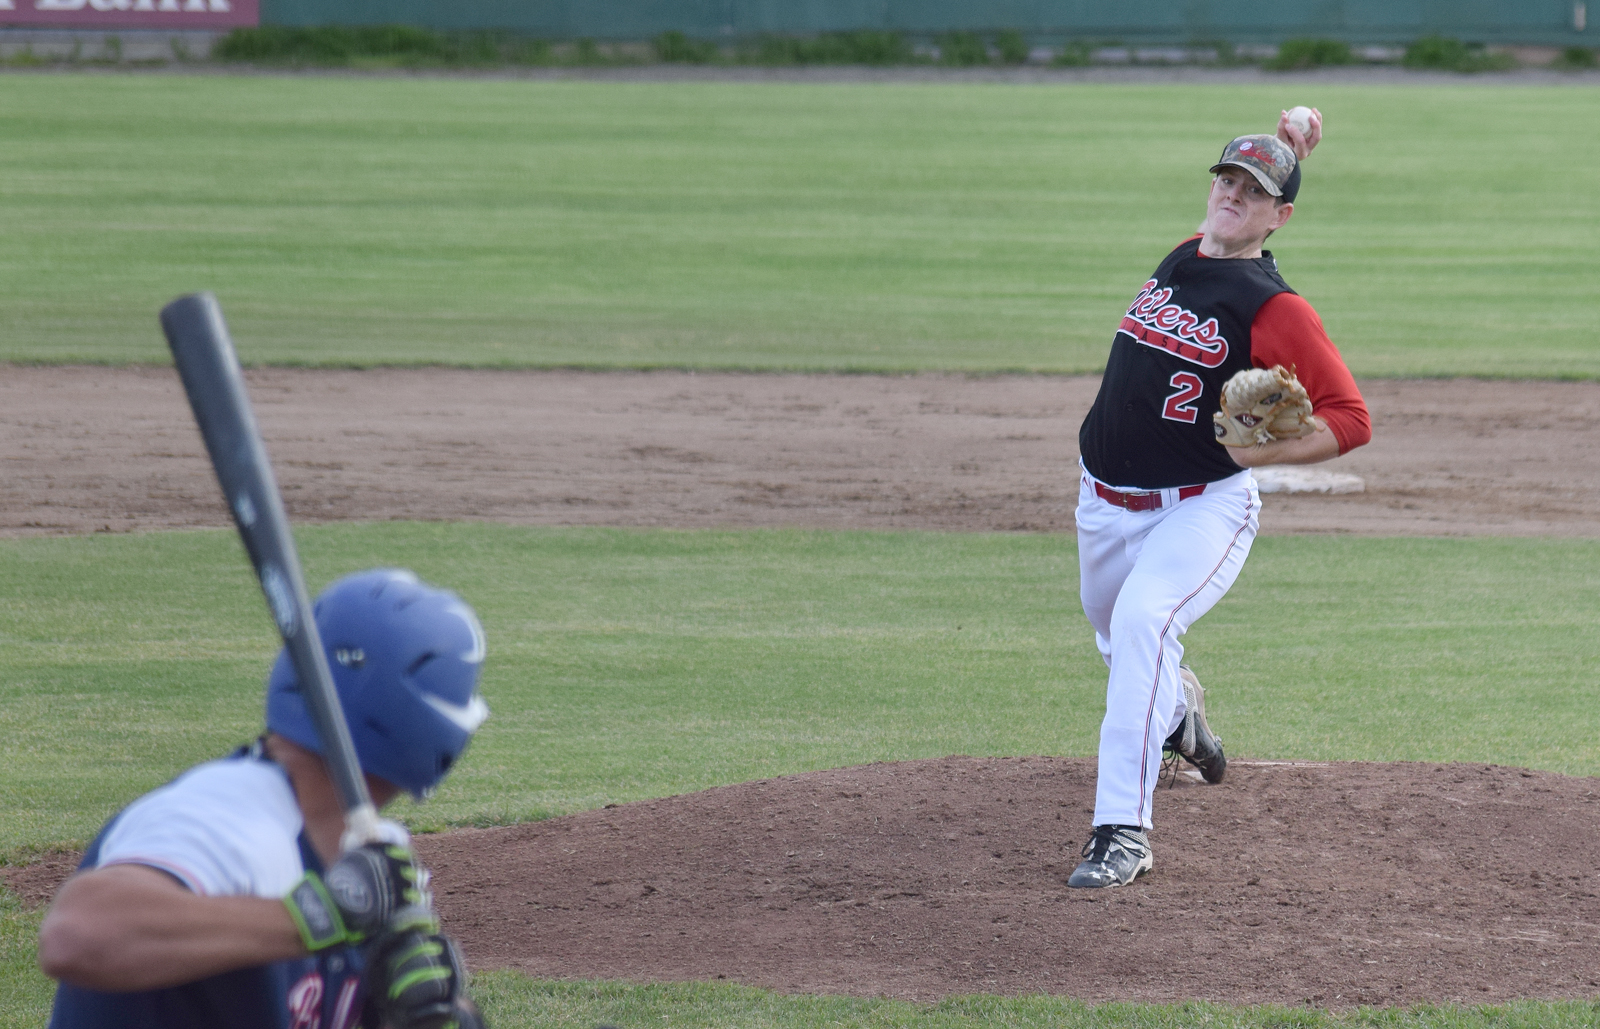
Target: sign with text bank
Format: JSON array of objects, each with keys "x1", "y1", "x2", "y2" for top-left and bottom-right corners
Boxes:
[{"x1": 0, "y1": 0, "x2": 257, "y2": 29}]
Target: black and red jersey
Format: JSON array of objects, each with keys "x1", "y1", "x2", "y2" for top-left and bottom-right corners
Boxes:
[{"x1": 1079, "y1": 237, "x2": 1294, "y2": 489}]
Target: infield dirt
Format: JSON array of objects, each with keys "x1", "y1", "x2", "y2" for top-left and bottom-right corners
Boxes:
[
  {"x1": 5, "y1": 367, "x2": 1600, "y2": 539},
  {"x1": 6, "y1": 366, "x2": 1600, "y2": 1008}
]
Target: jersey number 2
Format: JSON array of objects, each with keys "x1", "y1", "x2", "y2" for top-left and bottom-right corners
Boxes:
[{"x1": 1162, "y1": 372, "x2": 1204, "y2": 424}]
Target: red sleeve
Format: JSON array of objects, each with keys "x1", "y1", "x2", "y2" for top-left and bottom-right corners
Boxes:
[{"x1": 1249, "y1": 292, "x2": 1371, "y2": 454}]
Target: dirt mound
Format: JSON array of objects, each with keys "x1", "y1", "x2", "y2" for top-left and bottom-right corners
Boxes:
[
  {"x1": 11, "y1": 755, "x2": 1600, "y2": 1006},
  {"x1": 414, "y1": 757, "x2": 1600, "y2": 1007},
  {"x1": 2, "y1": 850, "x2": 81, "y2": 909}
]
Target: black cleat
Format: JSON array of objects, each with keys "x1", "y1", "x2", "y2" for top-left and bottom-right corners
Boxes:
[
  {"x1": 1066, "y1": 824, "x2": 1152, "y2": 889},
  {"x1": 1164, "y1": 665, "x2": 1226, "y2": 784}
]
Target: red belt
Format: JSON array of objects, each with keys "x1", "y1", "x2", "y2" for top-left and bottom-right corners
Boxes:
[{"x1": 1094, "y1": 482, "x2": 1206, "y2": 512}]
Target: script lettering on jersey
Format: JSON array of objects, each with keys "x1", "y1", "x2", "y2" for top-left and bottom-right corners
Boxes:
[
  {"x1": 287, "y1": 972, "x2": 324, "y2": 1029},
  {"x1": 330, "y1": 978, "x2": 362, "y2": 1029},
  {"x1": 1118, "y1": 278, "x2": 1229, "y2": 368},
  {"x1": 286, "y1": 970, "x2": 363, "y2": 1029}
]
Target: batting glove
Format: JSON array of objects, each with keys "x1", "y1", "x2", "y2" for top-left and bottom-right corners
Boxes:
[
  {"x1": 283, "y1": 842, "x2": 430, "y2": 952},
  {"x1": 367, "y1": 907, "x2": 484, "y2": 1029}
]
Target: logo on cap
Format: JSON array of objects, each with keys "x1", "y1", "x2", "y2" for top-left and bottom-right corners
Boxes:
[{"x1": 1210, "y1": 134, "x2": 1295, "y2": 196}]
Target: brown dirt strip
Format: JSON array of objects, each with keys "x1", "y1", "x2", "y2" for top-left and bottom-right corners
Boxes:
[{"x1": 5, "y1": 366, "x2": 1600, "y2": 539}]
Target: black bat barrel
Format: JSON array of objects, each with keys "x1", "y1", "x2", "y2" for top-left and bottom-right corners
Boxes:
[{"x1": 160, "y1": 293, "x2": 374, "y2": 824}]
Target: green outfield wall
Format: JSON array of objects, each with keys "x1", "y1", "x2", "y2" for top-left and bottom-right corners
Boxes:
[{"x1": 258, "y1": 0, "x2": 1592, "y2": 46}]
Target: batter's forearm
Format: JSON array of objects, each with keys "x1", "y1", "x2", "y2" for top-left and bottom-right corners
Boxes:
[
  {"x1": 39, "y1": 865, "x2": 305, "y2": 991},
  {"x1": 1225, "y1": 425, "x2": 1341, "y2": 468}
]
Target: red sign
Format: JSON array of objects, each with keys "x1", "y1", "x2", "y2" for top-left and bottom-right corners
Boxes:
[{"x1": 0, "y1": 0, "x2": 258, "y2": 29}]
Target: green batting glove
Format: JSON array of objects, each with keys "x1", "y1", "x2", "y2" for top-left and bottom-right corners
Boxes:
[
  {"x1": 284, "y1": 842, "x2": 429, "y2": 951},
  {"x1": 283, "y1": 871, "x2": 351, "y2": 952},
  {"x1": 368, "y1": 907, "x2": 480, "y2": 1029}
]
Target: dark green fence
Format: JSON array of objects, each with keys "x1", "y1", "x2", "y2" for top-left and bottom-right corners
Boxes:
[{"x1": 259, "y1": 0, "x2": 1592, "y2": 46}]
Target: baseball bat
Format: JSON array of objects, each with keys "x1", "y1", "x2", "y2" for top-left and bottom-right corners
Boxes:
[{"x1": 160, "y1": 292, "x2": 382, "y2": 851}]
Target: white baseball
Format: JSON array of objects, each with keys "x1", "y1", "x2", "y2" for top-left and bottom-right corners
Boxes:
[{"x1": 1286, "y1": 106, "x2": 1314, "y2": 137}]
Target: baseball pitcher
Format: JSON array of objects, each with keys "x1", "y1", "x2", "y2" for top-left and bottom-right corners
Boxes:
[{"x1": 1068, "y1": 110, "x2": 1371, "y2": 888}]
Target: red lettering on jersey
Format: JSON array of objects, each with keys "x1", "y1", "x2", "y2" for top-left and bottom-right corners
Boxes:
[
  {"x1": 1118, "y1": 278, "x2": 1230, "y2": 367},
  {"x1": 287, "y1": 972, "x2": 324, "y2": 1029},
  {"x1": 331, "y1": 978, "x2": 362, "y2": 1029}
]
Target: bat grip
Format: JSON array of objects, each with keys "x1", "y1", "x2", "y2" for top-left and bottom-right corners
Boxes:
[
  {"x1": 280, "y1": 603, "x2": 376, "y2": 835},
  {"x1": 340, "y1": 803, "x2": 385, "y2": 852}
]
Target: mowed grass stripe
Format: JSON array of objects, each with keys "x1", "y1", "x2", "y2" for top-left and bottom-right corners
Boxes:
[
  {"x1": 8, "y1": 940, "x2": 1600, "y2": 1029},
  {"x1": 1, "y1": 77, "x2": 1595, "y2": 375},
  {"x1": 3, "y1": 523, "x2": 1598, "y2": 859},
  {"x1": 470, "y1": 978, "x2": 1600, "y2": 1029}
]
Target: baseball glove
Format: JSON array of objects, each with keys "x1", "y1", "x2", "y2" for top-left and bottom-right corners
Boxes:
[{"x1": 1212, "y1": 365, "x2": 1325, "y2": 447}]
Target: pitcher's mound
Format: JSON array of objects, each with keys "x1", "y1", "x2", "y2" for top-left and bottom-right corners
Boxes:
[{"x1": 419, "y1": 756, "x2": 1600, "y2": 1008}]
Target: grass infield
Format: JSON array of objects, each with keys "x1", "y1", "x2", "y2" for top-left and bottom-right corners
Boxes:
[
  {"x1": 4, "y1": 523, "x2": 1600, "y2": 1021},
  {"x1": 469, "y1": 978, "x2": 1600, "y2": 1028},
  {"x1": 4, "y1": 523, "x2": 1598, "y2": 853},
  {"x1": 1, "y1": 76, "x2": 1596, "y2": 376}
]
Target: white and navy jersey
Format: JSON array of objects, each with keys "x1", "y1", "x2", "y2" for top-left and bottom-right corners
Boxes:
[
  {"x1": 1079, "y1": 237, "x2": 1293, "y2": 489},
  {"x1": 48, "y1": 747, "x2": 379, "y2": 1029}
]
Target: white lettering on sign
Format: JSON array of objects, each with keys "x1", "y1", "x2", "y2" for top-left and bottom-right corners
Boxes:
[
  {"x1": 30, "y1": 0, "x2": 229, "y2": 9},
  {"x1": 14, "y1": 0, "x2": 237, "y2": 13}
]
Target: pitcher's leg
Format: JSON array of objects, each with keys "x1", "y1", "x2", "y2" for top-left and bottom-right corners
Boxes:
[
  {"x1": 1075, "y1": 472, "x2": 1136, "y2": 668},
  {"x1": 1091, "y1": 588, "x2": 1189, "y2": 829},
  {"x1": 1090, "y1": 483, "x2": 1258, "y2": 830}
]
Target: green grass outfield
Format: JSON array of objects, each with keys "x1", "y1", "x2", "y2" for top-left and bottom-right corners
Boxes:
[
  {"x1": 4, "y1": 523, "x2": 1600, "y2": 1024},
  {"x1": 1, "y1": 75, "x2": 1596, "y2": 376}
]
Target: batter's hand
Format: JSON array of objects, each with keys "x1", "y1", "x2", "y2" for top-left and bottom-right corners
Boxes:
[
  {"x1": 284, "y1": 841, "x2": 430, "y2": 951},
  {"x1": 1277, "y1": 108, "x2": 1322, "y2": 160},
  {"x1": 367, "y1": 909, "x2": 484, "y2": 1029}
]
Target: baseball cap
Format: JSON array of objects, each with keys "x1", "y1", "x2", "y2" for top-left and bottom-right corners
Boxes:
[{"x1": 1210, "y1": 134, "x2": 1300, "y2": 203}]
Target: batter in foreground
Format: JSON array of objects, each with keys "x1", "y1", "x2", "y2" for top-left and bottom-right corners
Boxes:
[
  {"x1": 39, "y1": 569, "x2": 490, "y2": 1028},
  {"x1": 1068, "y1": 111, "x2": 1370, "y2": 888}
]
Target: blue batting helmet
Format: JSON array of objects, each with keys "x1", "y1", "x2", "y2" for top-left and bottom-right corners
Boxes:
[{"x1": 265, "y1": 569, "x2": 489, "y2": 798}]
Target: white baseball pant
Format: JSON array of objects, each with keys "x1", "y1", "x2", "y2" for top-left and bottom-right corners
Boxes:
[{"x1": 1075, "y1": 463, "x2": 1259, "y2": 830}]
